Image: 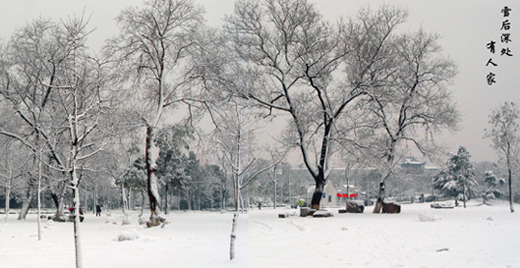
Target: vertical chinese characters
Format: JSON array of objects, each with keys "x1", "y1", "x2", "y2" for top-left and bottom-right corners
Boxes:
[
  {"x1": 487, "y1": 6, "x2": 513, "y2": 85},
  {"x1": 500, "y1": 6, "x2": 513, "y2": 58}
]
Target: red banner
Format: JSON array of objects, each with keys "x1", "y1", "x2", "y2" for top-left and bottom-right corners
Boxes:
[{"x1": 336, "y1": 193, "x2": 359, "y2": 198}]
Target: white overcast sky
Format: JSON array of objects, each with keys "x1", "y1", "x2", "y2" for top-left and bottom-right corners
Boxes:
[{"x1": 1, "y1": 0, "x2": 519, "y2": 163}]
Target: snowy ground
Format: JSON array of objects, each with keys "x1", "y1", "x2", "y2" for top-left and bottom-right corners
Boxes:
[{"x1": 1, "y1": 200, "x2": 519, "y2": 267}]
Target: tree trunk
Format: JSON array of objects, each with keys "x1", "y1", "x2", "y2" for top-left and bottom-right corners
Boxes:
[
  {"x1": 92, "y1": 185, "x2": 96, "y2": 215},
  {"x1": 310, "y1": 177, "x2": 325, "y2": 210},
  {"x1": 164, "y1": 184, "x2": 169, "y2": 215},
  {"x1": 72, "y1": 185, "x2": 83, "y2": 268},
  {"x1": 18, "y1": 176, "x2": 36, "y2": 220},
  {"x1": 37, "y1": 161, "x2": 42, "y2": 241},
  {"x1": 373, "y1": 182, "x2": 386, "y2": 213},
  {"x1": 374, "y1": 143, "x2": 396, "y2": 213},
  {"x1": 139, "y1": 189, "x2": 145, "y2": 217},
  {"x1": 508, "y1": 169, "x2": 514, "y2": 213},
  {"x1": 197, "y1": 193, "x2": 201, "y2": 211},
  {"x1": 58, "y1": 186, "x2": 66, "y2": 216},
  {"x1": 120, "y1": 180, "x2": 127, "y2": 214},
  {"x1": 234, "y1": 174, "x2": 240, "y2": 212},
  {"x1": 5, "y1": 175, "x2": 11, "y2": 223},
  {"x1": 221, "y1": 186, "x2": 226, "y2": 211},
  {"x1": 129, "y1": 190, "x2": 133, "y2": 210},
  {"x1": 178, "y1": 188, "x2": 181, "y2": 210},
  {"x1": 51, "y1": 182, "x2": 67, "y2": 219},
  {"x1": 346, "y1": 174, "x2": 350, "y2": 201},
  {"x1": 463, "y1": 182, "x2": 467, "y2": 209},
  {"x1": 187, "y1": 188, "x2": 192, "y2": 211},
  {"x1": 240, "y1": 194, "x2": 245, "y2": 213},
  {"x1": 229, "y1": 213, "x2": 239, "y2": 260},
  {"x1": 273, "y1": 180, "x2": 277, "y2": 210},
  {"x1": 82, "y1": 186, "x2": 88, "y2": 214},
  {"x1": 145, "y1": 126, "x2": 161, "y2": 226},
  {"x1": 51, "y1": 192, "x2": 60, "y2": 216},
  {"x1": 210, "y1": 189, "x2": 214, "y2": 210}
]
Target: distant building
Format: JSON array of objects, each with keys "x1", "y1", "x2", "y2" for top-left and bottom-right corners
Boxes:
[
  {"x1": 307, "y1": 182, "x2": 359, "y2": 208},
  {"x1": 322, "y1": 182, "x2": 338, "y2": 207},
  {"x1": 400, "y1": 156, "x2": 426, "y2": 173},
  {"x1": 290, "y1": 160, "x2": 440, "y2": 206}
]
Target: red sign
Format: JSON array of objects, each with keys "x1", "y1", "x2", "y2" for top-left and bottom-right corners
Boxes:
[{"x1": 337, "y1": 193, "x2": 359, "y2": 198}]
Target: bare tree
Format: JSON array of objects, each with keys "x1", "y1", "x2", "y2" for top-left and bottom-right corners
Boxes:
[
  {"x1": 354, "y1": 25, "x2": 459, "y2": 213},
  {"x1": 0, "y1": 18, "x2": 71, "y2": 220},
  {"x1": 211, "y1": 152, "x2": 231, "y2": 211},
  {"x1": 106, "y1": 0, "x2": 203, "y2": 227},
  {"x1": 210, "y1": 99, "x2": 273, "y2": 212},
  {"x1": 1, "y1": 13, "x2": 116, "y2": 267},
  {"x1": 224, "y1": 0, "x2": 342, "y2": 209},
  {"x1": 206, "y1": 98, "x2": 277, "y2": 260},
  {"x1": 48, "y1": 15, "x2": 114, "y2": 268},
  {"x1": 0, "y1": 138, "x2": 27, "y2": 223},
  {"x1": 338, "y1": 146, "x2": 366, "y2": 202},
  {"x1": 53, "y1": 15, "x2": 117, "y2": 268},
  {"x1": 264, "y1": 146, "x2": 288, "y2": 209},
  {"x1": 485, "y1": 102, "x2": 520, "y2": 213},
  {"x1": 224, "y1": 1, "x2": 416, "y2": 209},
  {"x1": 100, "y1": 128, "x2": 145, "y2": 212}
]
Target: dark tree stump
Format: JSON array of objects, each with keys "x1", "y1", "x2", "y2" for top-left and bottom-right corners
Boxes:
[
  {"x1": 300, "y1": 207, "x2": 317, "y2": 217},
  {"x1": 382, "y1": 202, "x2": 401, "y2": 213}
]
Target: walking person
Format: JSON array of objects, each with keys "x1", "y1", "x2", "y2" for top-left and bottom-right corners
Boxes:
[{"x1": 96, "y1": 204, "x2": 102, "y2": 217}]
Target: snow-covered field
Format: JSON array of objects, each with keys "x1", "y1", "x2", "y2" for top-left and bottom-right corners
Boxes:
[{"x1": 1, "y1": 201, "x2": 519, "y2": 267}]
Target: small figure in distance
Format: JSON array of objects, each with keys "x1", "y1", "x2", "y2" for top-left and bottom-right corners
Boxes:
[{"x1": 96, "y1": 204, "x2": 102, "y2": 217}]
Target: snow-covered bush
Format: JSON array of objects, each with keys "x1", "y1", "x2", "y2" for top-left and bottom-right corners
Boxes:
[
  {"x1": 481, "y1": 171, "x2": 505, "y2": 203},
  {"x1": 115, "y1": 229, "x2": 141, "y2": 242},
  {"x1": 105, "y1": 216, "x2": 116, "y2": 225},
  {"x1": 418, "y1": 212, "x2": 441, "y2": 222},
  {"x1": 122, "y1": 216, "x2": 132, "y2": 226}
]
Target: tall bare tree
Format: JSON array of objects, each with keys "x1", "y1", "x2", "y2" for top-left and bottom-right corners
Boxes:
[
  {"x1": 106, "y1": 0, "x2": 203, "y2": 227},
  {"x1": 0, "y1": 138, "x2": 27, "y2": 223},
  {"x1": 354, "y1": 26, "x2": 459, "y2": 213},
  {"x1": 0, "y1": 18, "x2": 71, "y2": 220},
  {"x1": 209, "y1": 99, "x2": 271, "y2": 212},
  {"x1": 485, "y1": 102, "x2": 519, "y2": 213},
  {"x1": 206, "y1": 98, "x2": 276, "y2": 261},
  {"x1": 224, "y1": 0, "x2": 341, "y2": 209},
  {"x1": 224, "y1": 1, "x2": 413, "y2": 209},
  {"x1": 1, "y1": 13, "x2": 116, "y2": 267},
  {"x1": 49, "y1": 15, "x2": 116, "y2": 268},
  {"x1": 266, "y1": 147, "x2": 287, "y2": 209}
]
